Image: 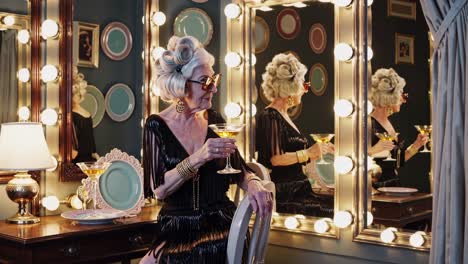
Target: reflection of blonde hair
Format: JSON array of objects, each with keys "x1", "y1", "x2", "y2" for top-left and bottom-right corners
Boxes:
[
  {"x1": 154, "y1": 36, "x2": 215, "y2": 102},
  {"x1": 261, "y1": 53, "x2": 307, "y2": 101},
  {"x1": 369, "y1": 68, "x2": 405, "y2": 107},
  {"x1": 72, "y1": 66, "x2": 87, "y2": 102}
]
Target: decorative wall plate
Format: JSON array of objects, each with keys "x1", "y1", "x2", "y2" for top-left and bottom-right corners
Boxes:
[
  {"x1": 80, "y1": 85, "x2": 105, "y2": 128},
  {"x1": 309, "y1": 63, "x2": 328, "y2": 96},
  {"x1": 105, "y1": 83, "x2": 135, "y2": 122},
  {"x1": 309, "y1": 23, "x2": 327, "y2": 54},
  {"x1": 276, "y1": 8, "x2": 301, "y2": 40},
  {"x1": 254, "y1": 16, "x2": 270, "y2": 54},
  {"x1": 101, "y1": 22, "x2": 133, "y2": 61},
  {"x1": 174, "y1": 8, "x2": 213, "y2": 46}
]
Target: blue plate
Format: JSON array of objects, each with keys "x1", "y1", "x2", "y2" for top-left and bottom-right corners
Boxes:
[
  {"x1": 105, "y1": 83, "x2": 135, "y2": 122},
  {"x1": 174, "y1": 8, "x2": 213, "y2": 46},
  {"x1": 99, "y1": 160, "x2": 142, "y2": 211},
  {"x1": 314, "y1": 153, "x2": 335, "y2": 186},
  {"x1": 80, "y1": 85, "x2": 105, "y2": 127}
]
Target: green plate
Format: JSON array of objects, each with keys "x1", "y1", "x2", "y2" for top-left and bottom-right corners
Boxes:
[
  {"x1": 80, "y1": 85, "x2": 105, "y2": 127},
  {"x1": 105, "y1": 83, "x2": 135, "y2": 122},
  {"x1": 315, "y1": 153, "x2": 335, "y2": 186},
  {"x1": 309, "y1": 63, "x2": 328, "y2": 96},
  {"x1": 99, "y1": 160, "x2": 142, "y2": 211},
  {"x1": 101, "y1": 22, "x2": 133, "y2": 61},
  {"x1": 174, "y1": 8, "x2": 213, "y2": 46}
]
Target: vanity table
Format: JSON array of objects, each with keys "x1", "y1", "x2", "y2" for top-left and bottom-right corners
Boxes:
[{"x1": 0, "y1": 206, "x2": 160, "y2": 264}]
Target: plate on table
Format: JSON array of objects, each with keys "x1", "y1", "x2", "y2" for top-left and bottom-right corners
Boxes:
[
  {"x1": 80, "y1": 85, "x2": 105, "y2": 127},
  {"x1": 314, "y1": 153, "x2": 335, "y2": 188},
  {"x1": 105, "y1": 83, "x2": 135, "y2": 122},
  {"x1": 61, "y1": 209, "x2": 126, "y2": 225},
  {"x1": 174, "y1": 8, "x2": 213, "y2": 46},
  {"x1": 378, "y1": 187, "x2": 418, "y2": 196}
]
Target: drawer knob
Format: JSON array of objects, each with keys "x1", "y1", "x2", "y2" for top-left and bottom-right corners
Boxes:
[
  {"x1": 129, "y1": 234, "x2": 145, "y2": 247},
  {"x1": 407, "y1": 207, "x2": 415, "y2": 215},
  {"x1": 61, "y1": 244, "x2": 80, "y2": 257}
]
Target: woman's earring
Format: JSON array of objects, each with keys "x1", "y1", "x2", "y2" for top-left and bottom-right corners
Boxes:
[
  {"x1": 287, "y1": 97, "x2": 294, "y2": 107},
  {"x1": 176, "y1": 99, "x2": 185, "y2": 113},
  {"x1": 387, "y1": 108, "x2": 394, "y2": 116}
]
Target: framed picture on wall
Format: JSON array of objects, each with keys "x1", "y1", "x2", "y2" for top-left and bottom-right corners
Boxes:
[
  {"x1": 395, "y1": 33, "x2": 414, "y2": 64},
  {"x1": 387, "y1": 0, "x2": 416, "y2": 20},
  {"x1": 73, "y1": 22, "x2": 99, "y2": 68}
]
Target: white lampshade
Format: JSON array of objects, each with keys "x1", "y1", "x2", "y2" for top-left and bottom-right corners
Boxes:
[{"x1": 0, "y1": 122, "x2": 54, "y2": 171}]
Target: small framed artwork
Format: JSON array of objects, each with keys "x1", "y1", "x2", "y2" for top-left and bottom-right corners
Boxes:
[
  {"x1": 73, "y1": 22, "x2": 99, "y2": 68},
  {"x1": 395, "y1": 33, "x2": 414, "y2": 64},
  {"x1": 388, "y1": 0, "x2": 416, "y2": 20}
]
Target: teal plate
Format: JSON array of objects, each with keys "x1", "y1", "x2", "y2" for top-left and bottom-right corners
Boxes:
[
  {"x1": 105, "y1": 83, "x2": 135, "y2": 122},
  {"x1": 80, "y1": 85, "x2": 105, "y2": 127},
  {"x1": 174, "y1": 8, "x2": 213, "y2": 46},
  {"x1": 99, "y1": 160, "x2": 142, "y2": 211},
  {"x1": 309, "y1": 63, "x2": 328, "y2": 96},
  {"x1": 315, "y1": 153, "x2": 335, "y2": 186},
  {"x1": 101, "y1": 22, "x2": 133, "y2": 61}
]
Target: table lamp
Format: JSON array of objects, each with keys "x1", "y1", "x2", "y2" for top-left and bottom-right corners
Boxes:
[{"x1": 0, "y1": 122, "x2": 54, "y2": 224}]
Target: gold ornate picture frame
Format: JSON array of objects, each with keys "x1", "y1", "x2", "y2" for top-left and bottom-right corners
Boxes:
[
  {"x1": 73, "y1": 21, "x2": 99, "y2": 68},
  {"x1": 388, "y1": 0, "x2": 416, "y2": 20}
]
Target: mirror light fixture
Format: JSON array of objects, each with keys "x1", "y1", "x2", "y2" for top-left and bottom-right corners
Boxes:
[
  {"x1": 141, "y1": 16, "x2": 145, "y2": 25},
  {"x1": 151, "y1": 85, "x2": 161, "y2": 97},
  {"x1": 367, "y1": 0, "x2": 374, "y2": 6},
  {"x1": 334, "y1": 43, "x2": 354, "y2": 61},
  {"x1": 41, "y1": 19, "x2": 59, "y2": 40},
  {"x1": 18, "y1": 106, "x2": 31, "y2": 121},
  {"x1": 334, "y1": 156, "x2": 354, "y2": 174},
  {"x1": 258, "y1": 6, "x2": 273, "y2": 12},
  {"x1": 366, "y1": 211, "x2": 374, "y2": 226},
  {"x1": 40, "y1": 108, "x2": 59, "y2": 126},
  {"x1": 224, "y1": 102, "x2": 243, "y2": 118},
  {"x1": 42, "y1": 195, "x2": 60, "y2": 211},
  {"x1": 224, "y1": 3, "x2": 242, "y2": 19},
  {"x1": 151, "y1": 11, "x2": 166, "y2": 26},
  {"x1": 335, "y1": 0, "x2": 353, "y2": 7},
  {"x1": 380, "y1": 227, "x2": 397, "y2": 243},
  {"x1": 17, "y1": 29, "x2": 30, "y2": 44},
  {"x1": 17, "y1": 68, "x2": 31, "y2": 83},
  {"x1": 334, "y1": 99, "x2": 354, "y2": 117},
  {"x1": 251, "y1": 53, "x2": 257, "y2": 66},
  {"x1": 314, "y1": 218, "x2": 332, "y2": 234},
  {"x1": 224, "y1": 52, "x2": 242, "y2": 68},
  {"x1": 367, "y1": 46, "x2": 374, "y2": 61},
  {"x1": 151, "y1": 47, "x2": 165, "y2": 61},
  {"x1": 251, "y1": 104, "x2": 257, "y2": 116},
  {"x1": 333, "y1": 211, "x2": 353, "y2": 228},
  {"x1": 284, "y1": 216, "x2": 300, "y2": 230},
  {"x1": 141, "y1": 50, "x2": 145, "y2": 60},
  {"x1": 409, "y1": 231, "x2": 426, "y2": 247},
  {"x1": 2, "y1": 15, "x2": 15, "y2": 26},
  {"x1": 40, "y1": 65, "x2": 59, "y2": 82},
  {"x1": 46, "y1": 156, "x2": 58, "y2": 172},
  {"x1": 367, "y1": 100, "x2": 374, "y2": 114}
]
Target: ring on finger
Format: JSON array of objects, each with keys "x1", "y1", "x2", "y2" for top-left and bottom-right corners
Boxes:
[{"x1": 215, "y1": 148, "x2": 219, "y2": 153}]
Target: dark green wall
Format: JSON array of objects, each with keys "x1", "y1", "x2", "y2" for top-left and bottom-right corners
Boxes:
[
  {"x1": 74, "y1": 0, "x2": 144, "y2": 159},
  {"x1": 255, "y1": 2, "x2": 335, "y2": 145},
  {"x1": 0, "y1": 0, "x2": 28, "y2": 15},
  {"x1": 371, "y1": 0, "x2": 431, "y2": 192}
]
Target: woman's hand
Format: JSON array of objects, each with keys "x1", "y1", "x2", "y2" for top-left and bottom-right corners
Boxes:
[
  {"x1": 369, "y1": 140, "x2": 394, "y2": 156},
  {"x1": 247, "y1": 180, "x2": 273, "y2": 217},
  {"x1": 306, "y1": 143, "x2": 335, "y2": 160},
  {"x1": 413, "y1": 133, "x2": 429, "y2": 149},
  {"x1": 192, "y1": 138, "x2": 236, "y2": 165}
]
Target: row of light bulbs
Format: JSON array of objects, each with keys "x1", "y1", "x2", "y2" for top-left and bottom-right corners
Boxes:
[
  {"x1": 17, "y1": 64, "x2": 60, "y2": 83},
  {"x1": 18, "y1": 106, "x2": 59, "y2": 126},
  {"x1": 1, "y1": 16, "x2": 60, "y2": 42}
]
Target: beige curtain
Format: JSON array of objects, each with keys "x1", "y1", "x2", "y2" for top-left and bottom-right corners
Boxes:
[
  {"x1": 0, "y1": 29, "x2": 18, "y2": 124},
  {"x1": 419, "y1": 0, "x2": 468, "y2": 263}
]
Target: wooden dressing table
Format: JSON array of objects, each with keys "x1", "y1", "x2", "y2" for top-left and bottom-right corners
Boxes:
[{"x1": 0, "y1": 206, "x2": 160, "y2": 264}]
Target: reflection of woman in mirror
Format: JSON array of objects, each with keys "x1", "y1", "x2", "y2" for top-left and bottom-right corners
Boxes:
[
  {"x1": 79, "y1": 31, "x2": 92, "y2": 61},
  {"x1": 255, "y1": 53, "x2": 334, "y2": 216},
  {"x1": 368, "y1": 68, "x2": 428, "y2": 189},
  {"x1": 71, "y1": 66, "x2": 98, "y2": 163},
  {"x1": 140, "y1": 36, "x2": 272, "y2": 263}
]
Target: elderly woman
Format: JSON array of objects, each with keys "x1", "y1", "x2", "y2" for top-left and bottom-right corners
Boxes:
[
  {"x1": 140, "y1": 36, "x2": 273, "y2": 263},
  {"x1": 368, "y1": 68, "x2": 428, "y2": 188},
  {"x1": 255, "y1": 53, "x2": 334, "y2": 217}
]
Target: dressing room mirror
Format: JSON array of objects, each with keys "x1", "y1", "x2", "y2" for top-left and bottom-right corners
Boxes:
[{"x1": 59, "y1": 0, "x2": 145, "y2": 181}]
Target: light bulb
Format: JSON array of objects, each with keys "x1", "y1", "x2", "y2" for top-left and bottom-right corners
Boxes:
[
  {"x1": 284, "y1": 216, "x2": 300, "y2": 230},
  {"x1": 333, "y1": 211, "x2": 353, "y2": 228},
  {"x1": 40, "y1": 108, "x2": 58, "y2": 126},
  {"x1": 17, "y1": 68, "x2": 30, "y2": 82},
  {"x1": 151, "y1": 12, "x2": 166, "y2": 26},
  {"x1": 251, "y1": 104, "x2": 257, "y2": 116},
  {"x1": 2, "y1": 15, "x2": 15, "y2": 26},
  {"x1": 367, "y1": 0, "x2": 374, "y2": 6},
  {"x1": 367, "y1": 46, "x2": 374, "y2": 61},
  {"x1": 224, "y1": 102, "x2": 242, "y2": 118},
  {"x1": 334, "y1": 156, "x2": 354, "y2": 174},
  {"x1": 380, "y1": 227, "x2": 397, "y2": 243},
  {"x1": 224, "y1": 52, "x2": 242, "y2": 68},
  {"x1": 251, "y1": 54, "x2": 257, "y2": 65},
  {"x1": 366, "y1": 211, "x2": 374, "y2": 226},
  {"x1": 140, "y1": 149, "x2": 144, "y2": 159},
  {"x1": 17, "y1": 29, "x2": 30, "y2": 44},
  {"x1": 141, "y1": 118, "x2": 145, "y2": 128},
  {"x1": 151, "y1": 85, "x2": 161, "y2": 96},
  {"x1": 294, "y1": 214, "x2": 306, "y2": 220},
  {"x1": 335, "y1": 0, "x2": 353, "y2": 7},
  {"x1": 141, "y1": 16, "x2": 145, "y2": 25},
  {"x1": 224, "y1": 3, "x2": 242, "y2": 19},
  {"x1": 18, "y1": 106, "x2": 30, "y2": 121},
  {"x1": 41, "y1": 19, "x2": 59, "y2": 39},
  {"x1": 409, "y1": 231, "x2": 426, "y2": 247},
  {"x1": 367, "y1": 100, "x2": 374, "y2": 114},
  {"x1": 151, "y1": 47, "x2": 165, "y2": 61},
  {"x1": 367, "y1": 156, "x2": 375, "y2": 170},
  {"x1": 41, "y1": 65, "x2": 59, "y2": 82},
  {"x1": 258, "y1": 6, "x2": 273, "y2": 12},
  {"x1": 42, "y1": 196, "x2": 60, "y2": 211},
  {"x1": 334, "y1": 43, "x2": 354, "y2": 61},
  {"x1": 293, "y1": 2, "x2": 307, "y2": 8},
  {"x1": 46, "y1": 156, "x2": 58, "y2": 172},
  {"x1": 69, "y1": 195, "x2": 83, "y2": 209},
  {"x1": 141, "y1": 50, "x2": 145, "y2": 60},
  {"x1": 314, "y1": 218, "x2": 331, "y2": 233},
  {"x1": 334, "y1": 99, "x2": 354, "y2": 117}
]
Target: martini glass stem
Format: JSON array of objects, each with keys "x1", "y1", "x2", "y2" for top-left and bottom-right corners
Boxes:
[
  {"x1": 93, "y1": 180, "x2": 97, "y2": 210},
  {"x1": 225, "y1": 155, "x2": 233, "y2": 171}
]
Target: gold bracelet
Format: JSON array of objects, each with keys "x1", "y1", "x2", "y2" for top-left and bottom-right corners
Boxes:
[
  {"x1": 176, "y1": 158, "x2": 198, "y2": 180},
  {"x1": 407, "y1": 144, "x2": 418, "y2": 156},
  {"x1": 296, "y1": 150, "x2": 308, "y2": 163}
]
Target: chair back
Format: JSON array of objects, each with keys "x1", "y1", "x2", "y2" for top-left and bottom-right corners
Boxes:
[{"x1": 233, "y1": 162, "x2": 272, "y2": 205}]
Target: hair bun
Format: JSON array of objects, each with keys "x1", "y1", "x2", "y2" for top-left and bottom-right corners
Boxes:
[
  {"x1": 276, "y1": 64, "x2": 295, "y2": 80},
  {"x1": 173, "y1": 43, "x2": 194, "y2": 65}
]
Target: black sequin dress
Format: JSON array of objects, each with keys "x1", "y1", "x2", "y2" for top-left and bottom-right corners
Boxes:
[
  {"x1": 71, "y1": 112, "x2": 96, "y2": 163},
  {"x1": 371, "y1": 117, "x2": 406, "y2": 189},
  {"x1": 143, "y1": 109, "x2": 248, "y2": 263},
  {"x1": 255, "y1": 108, "x2": 333, "y2": 217}
]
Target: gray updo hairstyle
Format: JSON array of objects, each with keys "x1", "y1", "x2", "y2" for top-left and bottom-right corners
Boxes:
[
  {"x1": 154, "y1": 36, "x2": 215, "y2": 102},
  {"x1": 261, "y1": 53, "x2": 307, "y2": 101},
  {"x1": 369, "y1": 68, "x2": 406, "y2": 107}
]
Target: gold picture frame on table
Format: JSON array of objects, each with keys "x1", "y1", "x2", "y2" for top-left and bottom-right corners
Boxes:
[{"x1": 73, "y1": 21, "x2": 99, "y2": 68}]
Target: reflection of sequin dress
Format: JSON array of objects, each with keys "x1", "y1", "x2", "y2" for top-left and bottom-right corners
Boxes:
[
  {"x1": 143, "y1": 109, "x2": 248, "y2": 263},
  {"x1": 371, "y1": 117, "x2": 406, "y2": 188},
  {"x1": 72, "y1": 112, "x2": 96, "y2": 163},
  {"x1": 256, "y1": 108, "x2": 333, "y2": 217}
]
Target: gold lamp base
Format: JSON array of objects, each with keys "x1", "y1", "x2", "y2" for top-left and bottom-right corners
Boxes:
[{"x1": 5, "y1": 171, "x2": 40, "y2": 225}]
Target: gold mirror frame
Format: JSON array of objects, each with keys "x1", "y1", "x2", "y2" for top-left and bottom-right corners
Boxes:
[
  {"x1": 227, "y1": 0, "x2": 359, "y2": 239},
  {"x1": 352, "y1": 2, "x2": 431, "y2": 251}
]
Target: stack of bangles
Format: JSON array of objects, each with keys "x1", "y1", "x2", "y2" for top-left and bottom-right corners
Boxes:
[
  {"x1": 176, "y1": 158, "x2": 198, "y2": 180},
  {"x1": 407, "y1": 144, "x2": 418, "y2": 156},
  {"x1": 296, "y1": 149, "x2": 309, "y2": 163}
]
